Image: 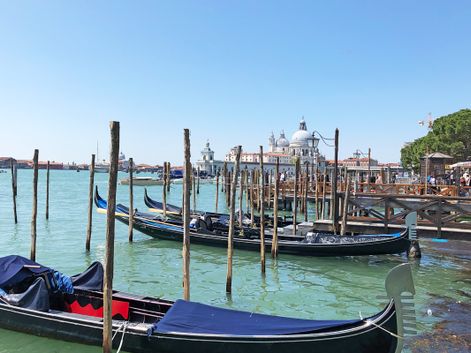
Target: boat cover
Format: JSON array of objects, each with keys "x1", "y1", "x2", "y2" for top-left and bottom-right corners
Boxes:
[
  {"x1": 154, "y1": 300, "x2": 360, "y2": 335},
  {"x1": 0, "y1": 255, "x2": 50, "y2": 289},
  {"x1": 2, "y1": 277, "x2": 50, "y2": 312},
  {"x1": 71, "y1": 262, "x2": 104, "y2": 291}
]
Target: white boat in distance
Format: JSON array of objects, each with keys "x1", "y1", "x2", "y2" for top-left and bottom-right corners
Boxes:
[{"x1": 120, "y1": 177, "x2": 165, "y2": 186}]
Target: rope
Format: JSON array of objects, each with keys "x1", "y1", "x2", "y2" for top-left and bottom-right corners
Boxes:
[
  {"x1": 359, "y1": 311, "x2": 403, "y2": 340},
  {"x1": 111, "y1": 321, "x2": 129, "y2": 353}
]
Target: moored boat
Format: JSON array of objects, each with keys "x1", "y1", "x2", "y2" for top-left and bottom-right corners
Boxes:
[
  {"x1": 0, "y1": 255, "x2": 416, "y2": 353},
  {"x1": 120, "y1": 177, "x2": 165, "y2": 186},
  {"x1": 97, "y1": 189, "x2": 412, "y2": 257}
]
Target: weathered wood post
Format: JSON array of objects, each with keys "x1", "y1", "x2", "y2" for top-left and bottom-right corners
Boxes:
[
  {"x1": 332, "y1": 128, "x2": 339, "y2": 234},
  {"x1": 192, "y1": 165, "x2": 197, "y2": 211},
  {"x1": 304, "y1": 162, "x2": 309, "y2": 222},
  {"x1": 103, "y1": 121, "x2": 120, "y2": 353},
  {"x1": 85, "y1": 154, "x2": 95, "y2": 251},
  {"x1": 250, "y1": 169, "x2": 255, "y2": 227},
  {"x1": 226, "y1": 145, "x2": 241, "y2": 294},
  {"x1": 10, "y1": 159, "x2": 18, "y2": 223},
  {"x1": 321, "y1": 168, "x2": 327, "y2": 220},
  {"x1": 239, "y1": 167, "x2": 244, "y2": 229},
  {"x1": 163, "y1": 162, "x2": 168, "y2": 217},
  {"x1": 314, "y1": 165, "x2": 319, "y2": 219},
  {"x1": 197, "y1": 166, "x2": 200, "y2": 194},
  {"x1": 226, "y1": 171, "x2": 232, "y2": 209},
  {"x1": 259, "y1": 146, "x2": 266, "y2": 274},
  {"x1": 128, "y1": 157, "x2": 134, "y2": 242},
  {"x1": 222, "y1": 161, "x2": 227, "y2": 193},
  {"x1": 166, "y1": 162, "x2": 171, "y2": 192},
  {"x1": 340, "y1": 176, "x2": 351, "y2": 236},
  {"x1": 244, "y1": 167, "x2": 249, "y2": 214},
  {"x1": 215, "y1": 170, "x2": 219, "y2": 213},
  {"x1": 271, "y1": 157, "x2": 280, "y2": 258},
  {"x1": 367, "y1": 147, "x2": 371, "y2": 192},
  {"x1": 292, "y1": 157, "x2": 299, "y2": 235},
  {"x1": 45, "y1": 161, "x2": 50, "y2": 220},
  {"x1": 183, "y1": 129, "x2": 191, "y2": 300},
  {"x1": 30, "y1": 149, "x2": 39, "y2": 261}
]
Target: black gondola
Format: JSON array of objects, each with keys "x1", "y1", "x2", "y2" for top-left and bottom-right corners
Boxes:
[
  {"x1": 0, "y1": 255, "x2": 415, "y2": 353},
  {"x1": 144, "y1": 189, "x2": 293, "y2": 227},
  {"x1": 97, "y1": 189, "x2": 412, "y2": 257}
]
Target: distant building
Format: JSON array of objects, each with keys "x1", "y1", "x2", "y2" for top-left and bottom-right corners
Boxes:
[
  {"x1": 224, "y1": 118, "x2": 327, "y2": 173},
  {"x1": 0, "y1": 157, "x2": 16, "y2": 169},
  {"x1": 196, "y1": 141, "x2": 224, "y2": 176}
]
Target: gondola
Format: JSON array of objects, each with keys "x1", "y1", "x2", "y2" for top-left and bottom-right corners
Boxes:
[
  {"x1": 97, "y1": 189, "x2": 412, "y2": 257},
  {"x1": 0, "y1": 255, "x2": 415, "y2": 353},
  {"x1": 144, "y1": 189, "x2": 293, "y2": 227}
]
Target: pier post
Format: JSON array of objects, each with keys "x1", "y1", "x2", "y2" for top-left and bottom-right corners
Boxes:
[
  {"x1": 192, "y1": 165, "x2": 197, "y2": 211},
  {"x1": 271, "y1": 157, "x2": 279, "y2": 258},
  {"x1": 239, "y1": 167, "x2": 244, "y2": 229},
  {"x1": 30, "y1": 149, "x2": 39, "y2": 261},
  {"x1": 128, "y1": 157, "x2": 134, "y2": 242},
  {"x1": 183, "y1": 129, "x2": 191, "y2": 300},
  {"x1": 85, "y1": 154, "x2": 95, "y2": 251},
  {"x1": 314, "y1": 165, "x2": 319, "y2": 220},
  {"x1": 163, "y1": 162, "x2": 167, "y2": 217},
  {"x1": 103, "y1": 121, "x2": 120, "y2": 353},
  {"x1": 166, "y1": 162, "x2": 171, "y2": 192},
  {"x1": 46, "y1": 161, "x2": 50, "y2": 220},
  {"x1": 321, "y1": 168, "x2": 327, "y2": 220},
  {"x1": 340, "y1": 176, "x2": 351, "y2": 236},
  {"x1": 245, "y1": 169, "x2": 249, "y2": 214},
  {"x1": 259, "y1": 146, "x2": 266, "y2": 274},
  {"x1": 226, "y1": 146, "x2": 241, "y2": 294},
  {"x1": 215, "y1": 170, "x2": 219, "y2": 213},
  {"x1": 292, "y1": 157, "x2": 299, "y2": 235},
  {"x1": 10, "y1": 159, "x2": 18, "y2": 223},
  {"x1": 332, "y1": 128, "x2": 339, "y2": 234},
  {"x1": 222, "y1": 161, "x2": 227, "y2": 193},
  {"x1": 250, "y1": 169, "x2": 255, "y2": 227},
  {"x1": 304, "y1": 162, "x2": 309, "y2": 222},
  {"x1": 197, "y1": 166, "x2": 200, "y2": 194}
]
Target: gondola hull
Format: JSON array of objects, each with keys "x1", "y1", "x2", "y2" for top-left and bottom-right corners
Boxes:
[
  {"x1": 125, "y1": 216, "x2": 410, "y2": 256},
  {"x1": 0, "y1": 298, "x2": 399, "y2": 353}
]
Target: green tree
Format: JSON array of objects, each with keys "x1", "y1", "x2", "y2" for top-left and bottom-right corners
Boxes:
[{"x1": 400, "y1": 109, "x2": 471, "y2": 172}]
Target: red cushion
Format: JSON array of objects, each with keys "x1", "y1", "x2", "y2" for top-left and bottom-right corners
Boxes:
[{"x1": 65, "y1": 299, "x2": 129, "y2": 320}]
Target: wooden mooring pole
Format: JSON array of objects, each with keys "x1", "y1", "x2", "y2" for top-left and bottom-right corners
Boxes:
[
  {"x1": 85, "y1": 154, "x2": 95, "y2": 251},
  {"x1": 292, "y1": 157, "x2": 299, "y2": 235},
  {"x1": 103, "y1": 121, "x2": 120, "y2": 353},
  {"x1": 46, "y1": 161, "x2": 50, "y2": 220},
  {"x1": 11, "y1": 159, "x2": 18, "y2": 224},
  {"x1": 271, "y1": 157, "x2": 279, "y2": 258},
  {"x1": 304, "y1": 163, "x2": 309, "y2": 222},
  {"x1": 340, "y1": 176, "x2": 351, "y2": 236},
  {"x1": 163, "y1": 162, "x2": 167, "y2": 217},
  {"x1": 30, "y1": 149, "x2": 39, "y2": 261},
  {"x1": 197, "y1": 166, "x2": 200, "y2": 194},
  {"x1": 250, "y1": 169, "x2": 255, "y2": 227},
  {"x1": 183, "y1": 129, "x2": 191, "y2": 300},
  {"x1": 128, "y1": 157, "x2": 134, "y2": 242},
  {"x1": 259, "y1": 146, "x2": 266, "y2": 274},
  {"x1": 332, "y1": 128, "x2": 339, "y2": 234},
  {"x1": 215, "y1": 171, "x2": 219, "y2": 213},
  {"x1": 226, "y1": 145, "x2": 241, "y2": 294},
  {"x1": 166, "y1": 162, "x2": 171, "y2": 192},
  {"x1": 239, "y1": 168, "x2": 244, "y2": 229}
]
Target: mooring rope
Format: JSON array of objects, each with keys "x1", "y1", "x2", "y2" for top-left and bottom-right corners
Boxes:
[
  {"x1": 359, "y1": 311, "x2": 403, "y2": 340},
  {"x1": 111, "y1": 321, "x2": 129, "y2": 353}
]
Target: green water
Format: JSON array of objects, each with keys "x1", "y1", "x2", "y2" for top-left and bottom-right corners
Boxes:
[{"x1": 0, "y1": 169, "x2": 469, "y2": 352}]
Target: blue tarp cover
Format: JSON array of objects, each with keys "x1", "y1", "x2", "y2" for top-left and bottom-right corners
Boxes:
[
  {"x1": 155, "y1": 300, "x2": 360, "y2": 335},
  {"x1": 0, "y1": 255, "x2": 50, "y2": 288}
]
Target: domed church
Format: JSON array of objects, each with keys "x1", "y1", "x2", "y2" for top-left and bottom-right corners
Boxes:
[{"x1": 269, "y1": 118, "x2": 322, "y2": 164}]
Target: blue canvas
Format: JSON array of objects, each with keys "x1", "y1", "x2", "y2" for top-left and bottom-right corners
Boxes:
[
  {"x1": 155, "y1": 300, "x2": 360, "y2": 335},
  {"x1": 0, "y1": 255, "x2": 50, "y2": 288}
]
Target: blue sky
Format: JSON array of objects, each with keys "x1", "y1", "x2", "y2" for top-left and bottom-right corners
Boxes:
[{"x1": 0, "y1": 1, "x2": 469, "y2": 165}]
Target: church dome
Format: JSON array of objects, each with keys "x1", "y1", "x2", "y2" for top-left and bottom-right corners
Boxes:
[
  {"x1": 276, "y1": 131, "x2": 289, "y2": 147},
  {"x1": 290, "y1": 118, "x2": 311, "y2": 147}
]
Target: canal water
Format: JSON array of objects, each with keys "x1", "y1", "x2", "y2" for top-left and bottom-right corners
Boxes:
[{"x1": 0, "y1": 170, "x2": 469, "y2": 352}]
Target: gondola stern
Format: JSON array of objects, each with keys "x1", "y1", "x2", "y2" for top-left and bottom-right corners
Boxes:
[{"x1": 385, "y1": 263, "x2": 416, "y2": 353}]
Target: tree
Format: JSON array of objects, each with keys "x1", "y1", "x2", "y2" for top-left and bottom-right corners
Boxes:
[{"x1": 401, "y1": 109, "x2": 471, "y2": 172}]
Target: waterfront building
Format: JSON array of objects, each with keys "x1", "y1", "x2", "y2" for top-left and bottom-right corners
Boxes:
[{"x1": 196, "y1": 141, "x2": 224, "y2": 176}]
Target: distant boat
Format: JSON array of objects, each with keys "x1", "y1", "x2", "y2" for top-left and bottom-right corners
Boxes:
[
  {"x1": 120, "y1": 177, "x2": 165, "y2": 186},
  {"x1": 94, "y1": 163, "x2": 110, "y2": 173}
]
